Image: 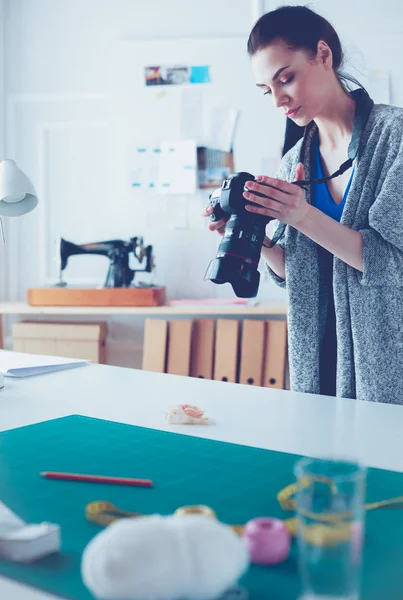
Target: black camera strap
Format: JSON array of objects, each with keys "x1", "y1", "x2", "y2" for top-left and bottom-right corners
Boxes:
[{"x1": 267, "y1": 88, "x2": 374, "y2": 248}]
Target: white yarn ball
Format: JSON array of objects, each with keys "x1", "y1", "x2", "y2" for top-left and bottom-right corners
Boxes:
[{"x1": 81, "y1": 514, "x2": 249, "y2": 600}]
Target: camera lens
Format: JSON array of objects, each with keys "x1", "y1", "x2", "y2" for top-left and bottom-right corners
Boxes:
[{"x1": 204, "y1": 213, "x2": 266, "y2": 298}]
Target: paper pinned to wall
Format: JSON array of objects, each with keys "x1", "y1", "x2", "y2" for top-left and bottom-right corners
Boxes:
[
  {"x1": 181, "y1": 88, "x2": 205, "y2": 141},
  {"x1": 156, "y1": 140, "x2": 197, "y2": 194},
  {"x1": 171, "y1": 195, "x2": 189, "y2": 229},
  {"x1": 367, "y1": 68, "x2": 390, "y2": 104},
  {"x1": 129, "y1": 140, "x2": 197, "y2": 194},
  {"x1": 129, "y1": 144, "x2": 161, "y2": 189},
  {"x1": 209, "y1": 106, "x2": 239, "y2": 152}
]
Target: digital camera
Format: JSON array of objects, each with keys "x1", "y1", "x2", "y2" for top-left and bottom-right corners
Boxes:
[{"x1": 204, "y1": 171, "x2": 275, "y2": 298}]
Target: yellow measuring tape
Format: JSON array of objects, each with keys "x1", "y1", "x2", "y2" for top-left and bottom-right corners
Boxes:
[
  {"x1": 277, "y1": 478, "x2": 403, "y2": 545},
  {"x1": 85, "y1": 480, "x2": 403, "y2": 548},
  {"x1": 86, "y1": 501, "x2": 143, "y2": 527}
]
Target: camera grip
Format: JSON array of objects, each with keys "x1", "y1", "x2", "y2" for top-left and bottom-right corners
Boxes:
[{"x1": 209, "y1": 198, "x2": 227, "y2": 222}]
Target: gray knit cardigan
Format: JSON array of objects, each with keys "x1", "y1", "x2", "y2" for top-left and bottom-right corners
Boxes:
[{"x1": 267, "y1": 103, "x2": 403, "y2": 403}]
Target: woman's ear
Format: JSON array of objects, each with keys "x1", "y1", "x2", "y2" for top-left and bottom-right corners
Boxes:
[{"x1": 317, "y1": 40, "x2": 333, "y2": 70}]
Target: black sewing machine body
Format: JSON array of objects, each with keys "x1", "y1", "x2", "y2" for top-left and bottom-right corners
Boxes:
[{"x1": 59, "y1": 237, "x2": 154, "y2": 288}]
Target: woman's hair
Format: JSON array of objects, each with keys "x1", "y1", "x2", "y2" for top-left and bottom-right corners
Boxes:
[
  {"x1": 247, "y1": 5, "x2": 365, "y2": 154},
  {"x1": 247, "y1": 5, "x2": 362, "y2": 91}
]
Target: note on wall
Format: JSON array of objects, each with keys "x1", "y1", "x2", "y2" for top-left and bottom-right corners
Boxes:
[
  {"x1": 156, "y1": 140, "x2": 197, "y2": 194},
  {"x1": 367, "y1": 68, "x2": 390, "y2": 104},
  {"x1": 129, "y1": 139, "x2": 197, "y2": 194},
  {"x1": 209, "y1": 106, "x2": 239, "y2": 153},
  {"x1": 181, "y1": 88, "x2": 204, "y2": 142},
  {"x1": 129, "y1": 145, "x2": 161, "y2": 190}
]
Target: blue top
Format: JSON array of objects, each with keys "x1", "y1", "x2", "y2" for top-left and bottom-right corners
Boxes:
[
  {"x1": 312, "y1": 138, "x2": 355, "y2": 396},
  {"x1": 313, "y1": 139, "x2": 354, "y2": 222}
]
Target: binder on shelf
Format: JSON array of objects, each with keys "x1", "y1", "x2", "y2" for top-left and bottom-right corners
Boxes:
[
  {"x1": 213, "y1": 319, "x2": 239, "y2": 383},
  {"x1": 263, "y1": 320, "x2": 287, "y2": 389},
  {"x1": 190, "y1": 319, "x2": 215, "y2": 380},
  {"x1": 166, "y1": 320, "x2": 193, "y2": 376},
  {"x1": 239, "y1": 320, "x2": 265, "y2": 386},
  {"x1": 142, "y1": 319, "x2": 168, "y2": 373}
]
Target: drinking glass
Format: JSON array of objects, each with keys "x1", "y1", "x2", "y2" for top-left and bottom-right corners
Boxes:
[{"x1": 294, "y1": 457, "x2": 367, "y2": 600}]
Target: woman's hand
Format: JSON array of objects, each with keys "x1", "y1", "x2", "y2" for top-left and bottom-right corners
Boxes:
[
  {"x1": 242, "y1": 163, "x2": 311, "y2": 227},
  {"x1": 201, "y1": 205, "x2": 228, "y2": 235}
]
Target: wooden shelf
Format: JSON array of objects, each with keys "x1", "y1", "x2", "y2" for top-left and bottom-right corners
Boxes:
[{"x1": 0, "y1": 301, "x2": 287, "y2": 316}]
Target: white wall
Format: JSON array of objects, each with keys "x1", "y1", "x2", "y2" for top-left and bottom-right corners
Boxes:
[{"x1": 2, "y1": 0, "x2": 403, "y2": 366}]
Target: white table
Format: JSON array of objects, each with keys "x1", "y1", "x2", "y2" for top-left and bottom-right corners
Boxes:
[{"x1": 1, "y1": 363, "x2": 403, "y2": 599}]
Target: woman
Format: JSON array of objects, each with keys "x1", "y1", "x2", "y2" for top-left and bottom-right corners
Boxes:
[{"x1": 204, "y1": 5, "x2": 403, "y2": 404}]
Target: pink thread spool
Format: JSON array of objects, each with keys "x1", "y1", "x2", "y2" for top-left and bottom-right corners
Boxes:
[{"x1": 242, "y1": 517, "x2": 290, "y2": 565}]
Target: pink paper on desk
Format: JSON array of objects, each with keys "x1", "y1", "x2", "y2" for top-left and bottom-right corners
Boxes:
[{"x1": 168, "y1": 298, "x2": 248, "y2": 306}]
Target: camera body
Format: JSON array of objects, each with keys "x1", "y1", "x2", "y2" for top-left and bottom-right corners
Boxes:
[{"x1": 204, "y1": 171, "x2": 274, "y2": 298}]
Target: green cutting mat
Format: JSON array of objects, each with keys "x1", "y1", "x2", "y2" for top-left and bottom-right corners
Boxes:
[{"x1": 0, "y1": 415, "x2": 403, "y2": 600}]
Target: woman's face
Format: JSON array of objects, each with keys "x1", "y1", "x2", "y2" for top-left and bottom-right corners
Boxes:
[{"x1": 251, "y1": 38, "x2": 334, "y2": 126}]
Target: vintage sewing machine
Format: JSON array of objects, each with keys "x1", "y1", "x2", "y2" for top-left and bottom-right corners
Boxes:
[
  {"x1": 57, "y1": 237, "x2": 154, "y2": 289},
  {"x1": 27, "y1": 237, "x2": 166, "y2": 307}
]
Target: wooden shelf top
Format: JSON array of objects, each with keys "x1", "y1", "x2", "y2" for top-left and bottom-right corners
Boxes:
[{"x1": 0, "y1": 301, "x2": 287, "y2": 316}]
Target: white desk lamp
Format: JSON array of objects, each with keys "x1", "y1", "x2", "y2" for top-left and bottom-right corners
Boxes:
[
  {"x1": 0, "y1": 159, "x2": 39, "y2": 389},
  {"x1": 0, "y1": 159, "x2": 38, "y2": 217}
]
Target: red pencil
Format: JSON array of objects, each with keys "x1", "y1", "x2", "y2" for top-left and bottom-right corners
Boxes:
[{"x1": 40, "y1": 471, "x2": 153, "y2": 488}]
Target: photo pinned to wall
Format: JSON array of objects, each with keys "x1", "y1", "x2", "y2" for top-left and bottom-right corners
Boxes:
[
  {"x1": 144, "y1": 65, "x2": 211, "y2": 86},
  {"x1": 197, "y1": 147, "x2": 234, "y2": 189}
]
